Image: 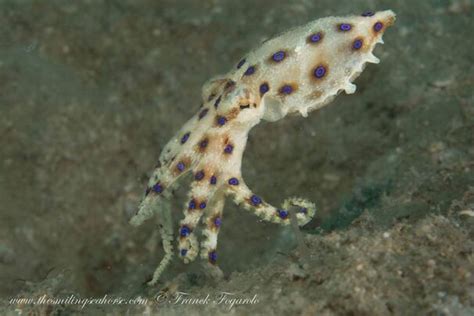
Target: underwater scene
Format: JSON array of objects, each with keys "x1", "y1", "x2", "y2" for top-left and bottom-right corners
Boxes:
[{"x1": 1, "y1": 1, "x2": 473, "y2": 315}]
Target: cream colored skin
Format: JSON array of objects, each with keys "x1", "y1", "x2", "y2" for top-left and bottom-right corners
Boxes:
[{"x1": 131, "y1": 10, "x2": 396, "y2": 285}]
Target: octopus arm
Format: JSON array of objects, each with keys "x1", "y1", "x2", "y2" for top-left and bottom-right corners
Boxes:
[{"x1": 225, "y1": 176, "x2": 316, "y2": 227}]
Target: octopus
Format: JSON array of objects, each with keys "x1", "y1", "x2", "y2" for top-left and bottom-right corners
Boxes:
[{"x1": 131, "y1": 10, "x2": 396, "y2": 285}]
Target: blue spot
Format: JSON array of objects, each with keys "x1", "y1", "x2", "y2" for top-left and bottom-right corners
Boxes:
[
  {"x1": 199, "y1": 108, "x2": 209, "y2": 120},
  {"x1": 353, "y1": 39, "x2": 363, "y2": 50},
  {"x1": 272, "y1": 51, "x2": 285, "y2": 62},
  {"x1": 188, "y1": 199, "x2": 196, "y2": 210},
  {"x1": 313, "y1": 65, "x2": 326, "y2": 79},
  {"x1": 152, "y1": 183, "x2": 163, "y2": 193},
  {"x1": 259, "y1": 83, "x2": 269, "y2": 95},
  {"x1": 200, "y1": 139, "x2": 208, "y2": 148},
  {"x1": 217, "y1": 116, "x2": 227, "y2": 126},
  {"x1": 224, "y1": 144, "x2": 233, "y2": 154},
  {"x1": 237, "y1": 58, "x2": 246, "y2": 69},
  {"x1": 250, "y1": 195, "x2": 262, "y2": 206},
  {"x1": 280, "y1": 85, "x2": 293, "y2": 95},
  {"x1": 181, "y1": 132, "x2": 190, "y2": 144},
  {"x1": 339, "y1": 23, "x2": 352, "y2": 31},
  {"x1": 228, "y1": 177, "x2": 239, "y2": 186},
  {"x1": 214, "y1": 96, "x2": 221, "y2": 108},
  {"x1": 308, "y1": 32, "x2": 322, "y2": 43},
  {"x1": 177, "y1": 162, "x2": 185, "y2": 172},
  {"x1": 210, "y1": 175, "x2": 217, "y2": 185},
  {"x1": 208, "y1": 251, "x2": 217, "y2": 263},
  {"x1": 300, "y1": 207, "x2": 308, "y2": 214},
  {"x1": 244, "y1": 66, "x2": 255, "y2": 76},
  {"x1": 373, "y1": 22, "x2": 383, "y2": 32},
  {"x1": 180, "y1": 249, "x2": 188, "y2": 256},
  {"x1": 214, "y1": 217, "x2": 222, "y2": 227},
  {"x1": 199, "y1": 201, "x2": 207, "y2": 209},
  {"x1": 362, "y1": 11, "x2": 374, "y2": 17},
  {"x1": 278, "y1": 209, "x2": 289, "y2": 219},
  {"x1": 180, "y1": 226, "x2": 191, "y2": 237},
  {"x1": 195, "y1": 170, "x2": 205, "y2": 181}
]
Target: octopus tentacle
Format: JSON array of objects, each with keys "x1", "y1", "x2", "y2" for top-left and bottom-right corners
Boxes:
[
  {"x1": 177, "y1": 178, "x2": 220, "y2": 263},
  {"x1": 225, "y1": 176, "x2": 316, "y2": 226},
  {"x1": 147, "y1": 199, "x2": 174, "y2": 286},
  {"x1": 200, "y1": 193, "x2": 225, "y2": 264}
]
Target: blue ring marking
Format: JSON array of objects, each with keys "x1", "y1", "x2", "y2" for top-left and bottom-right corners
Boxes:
[
  {"x1": 244, "y1": 66, "x2": 255, "y2": 76},
  {"x1": 200, "y1": 139, "x2": 208, "y2": 148},
  {"x1": 199, "y1": 202, "x2": 207, "y2": 209},
  {"x1": 210, "y1": 175, "x2": 217, "y2": 185},
  {"x1": 180, "y1": 249, "x2": 188, "y2": 256},
  {"x1": 152, "y1": 183, "x2": 163, "y2": 193},
  {"x1": 180, "y1": 226, "x2": 191, "y2": 237},
  {"x1": 228, "y1": 177, "x2": 239, "y2": 186},
  {"x1": 188, "y1": 199, "x2": 196, "y2": 210},
  {"x1": 177, "y1": 161, "x2": 185, "y2": 172},
  {"x1": 314, "y1": 65, "x2": 326, "y2": 78},
  {"x1": 353, "y1": 39, "x2": 363, "y2": 50},
  {"x1": 208, "y1": 251, "x2": 217, "y2": 263},
  {"x1": 250, "y1": 195, "x2": 262, "y2": 206},
  {"x1": 339, "y1": 23, "x2": 352, "y2": 31},
  {"x1": 214, "y1": 217, "x2": 222, "y2": 227},
  {"x1": 373, "y1": 22, "x2": 383, "y2": 32},
  {"x1": 195, "y1": 170, "x2": 205, "y2": 181},
  {"x1": 214, "y1": 96, "x2": 221, "y2": 108},
  {"x1": 308, "y1": 32, "x2": 322, "y2": 43},
  {"x1": 278, "y1": 209, "x2": 289, "y2": 219},
  {"x1": 198, "y1": 108, "x2": 209, "y2": 120},
  {"x1": 272, "y1": 51, "x2": 285, "y2": 62},
  {"x1": 224, "y1": 144, "x2": 233, "y2": 154},
  {"x1": 217, "y1": 116, "x2": 227, "y2": 126},
  {"x1": 237, "y1": 58, "x2": 246, "y2": 69},
  {"x1": 280, "y1": 85, "x2": 293, "y2": 94},
  {"x1": 259, "y1": 83, "x2": 269, "y2": 95},
  {"x1": 181, "y1": 132, "x2": 190, "y2": 144}
]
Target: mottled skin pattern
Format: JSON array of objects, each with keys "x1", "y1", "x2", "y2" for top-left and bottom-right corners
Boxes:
[{"x1": 130, "y1": 10, "x2": 396, "y2": 285}]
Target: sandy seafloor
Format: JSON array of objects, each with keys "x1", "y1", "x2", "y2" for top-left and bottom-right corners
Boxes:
[{"x1": 0, "y1": 0, "x2": 473, "y2": 315}]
